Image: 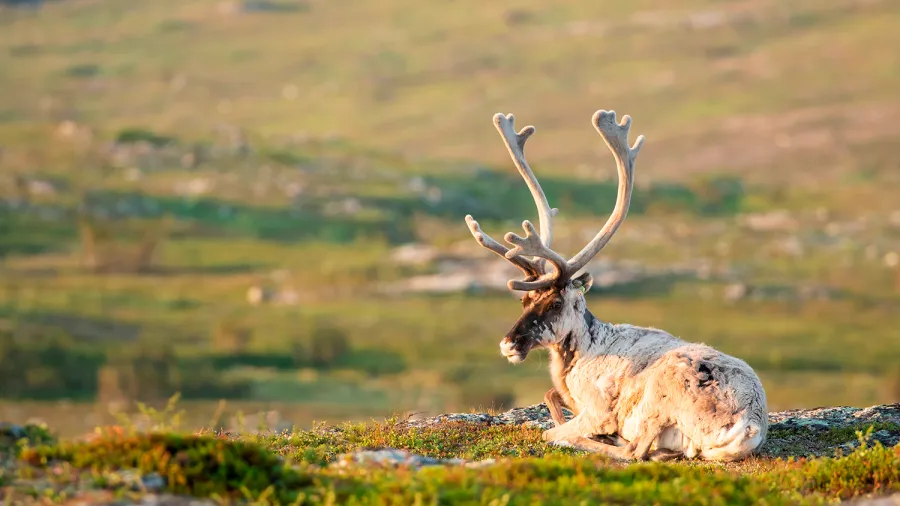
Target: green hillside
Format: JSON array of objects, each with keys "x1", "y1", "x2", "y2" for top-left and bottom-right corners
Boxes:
[{"x1": 0, "y1": 0, "x2": 899, "y2": 437}]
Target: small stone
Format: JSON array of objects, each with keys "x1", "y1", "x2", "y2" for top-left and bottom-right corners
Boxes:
[
  {"x1": 0, "y1": 422, "x2": 27, "y2": 440},
  {"x1": 334, "y1": 448, "x2": 467, "y2": 470},
  {"x1": 777, "y1": 418, "x2": 833, "y2": 432},
  {"x1": 465, "y1": 458, "x2": 497, "y2": 469},
  {"x1": 871, "y1": 429, "x2": 900, "y2": 448},
  {"x1": 141, "y1": 472, "x2": 166, "y2": 492}
]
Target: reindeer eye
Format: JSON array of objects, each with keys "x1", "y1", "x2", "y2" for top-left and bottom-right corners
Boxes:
[{"x1": 551, "y1": 301, "x2": 562, "y2": 310}]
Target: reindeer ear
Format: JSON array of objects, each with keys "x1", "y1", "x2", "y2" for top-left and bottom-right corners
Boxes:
[{"x1": 572, "y1": 272, "x2": 593, "y2": 294}]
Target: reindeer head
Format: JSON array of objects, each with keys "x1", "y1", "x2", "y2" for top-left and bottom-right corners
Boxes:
[{"x1": 465, "y1": 110, "x2": 644, "y2": 364}]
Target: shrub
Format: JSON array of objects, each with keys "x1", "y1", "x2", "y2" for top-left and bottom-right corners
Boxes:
[
  {"x1": 210, "y1": 319, "x2": 253, "y2": 353},
  {"x1": 114, "y1": 128, "x2": 176, "y2": 148},
  {"x1": 0, "y1": 423, "x2": 55, "y2": 458},
  {"x1": 100, "y1": 345, "x2": 180, "y2": 403},
  {"x1": 334, "y1": 348, "x2": 407, "y2": 376},
  {"x1": 690, "y1": 174, "x2": 746, "y2": 215},
  {"x1": 0, "y1": 330, "x2": 102, "y2": 400},
  {"x1": 20, "y1": 433, "x2": 312, "y2": 503},
  {"x1": 307, "y1": 320, "x2": 351, "y2": 368},
  {"x1": 77, "y1": 212, "x2": 173, "y2": 274},
  {"x1": 174, "y1": 364, "x2": 254, "y2": 400}
]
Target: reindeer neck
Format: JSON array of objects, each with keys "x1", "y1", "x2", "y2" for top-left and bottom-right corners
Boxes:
[
  {"x1": 547, "y1": 308, "x2": 599, "y2": 411},
  {"x1": 548, "y1": 308, "x2": 611, "y2": 365},
  {"x1": 546, "y1": 308, "x2": 616, "y2": 414}
]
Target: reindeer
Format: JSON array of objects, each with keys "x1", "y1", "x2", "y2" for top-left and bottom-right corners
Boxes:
[{"x1": 464, "y1": 110, "x2": 768, "y2": 462}]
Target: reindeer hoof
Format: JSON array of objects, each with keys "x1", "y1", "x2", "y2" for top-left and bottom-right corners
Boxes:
[
  {"x1": 649, "y1": 449, "x2": 684, "y2": 462},
  {"x1": 547, "y1": 439, "x2": 575, "y2": 448}
]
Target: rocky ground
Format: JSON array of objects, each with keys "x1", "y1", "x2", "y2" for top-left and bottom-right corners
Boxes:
[{"x1": 397, "y1": 402, "x2": 900, "y2": 461}]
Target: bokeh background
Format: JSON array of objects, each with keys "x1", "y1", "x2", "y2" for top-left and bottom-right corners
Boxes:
[{"x1": 1, "y1": 0, "x2": 898, "y2": 437}]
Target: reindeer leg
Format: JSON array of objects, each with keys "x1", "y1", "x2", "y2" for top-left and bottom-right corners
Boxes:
[
  {"x1": 543, "y1": 415, "x2": 636, "y2": 461},
  {"x1": 566, "y1": 435, "x2": 636, "y2": 460},
  {"x1": 648, "y1": 449, "x2": 683, "y2": 462},
  {"x1": 544, "y1": 388, "x2": 569, "y2": 427},
  {"x1": 624, "y1": 419, "x2": 669, "y2": 461}
]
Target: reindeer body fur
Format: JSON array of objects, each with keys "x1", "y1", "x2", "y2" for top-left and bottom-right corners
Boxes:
[{"x1": 538, "y1": 291, "x2": 767, "y2": 461}]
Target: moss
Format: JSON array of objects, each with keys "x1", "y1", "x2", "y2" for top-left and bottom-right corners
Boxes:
[
  {"x1": 278, "y1": 419, "x2": 575, "y2": 466},
  {"x1": 818, "y1": 422, "x2": 900, "y2": 445},
  {"x1": 764, "y1": 421, "x2": 900, "y2": 459},
  {"x1": 768, "y1": 421, "x2": 900, "y2": 445}
]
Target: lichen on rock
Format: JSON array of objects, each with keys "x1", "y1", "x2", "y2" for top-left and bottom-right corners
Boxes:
[{"x1": 393, "y1": 402, "x2": 900, "y2": 461}]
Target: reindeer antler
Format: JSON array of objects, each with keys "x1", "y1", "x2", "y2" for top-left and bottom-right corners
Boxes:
[
  {"x1": 465, "y1": 215, "x2": 540, "y2": 279},
  {"x1": 503, "y1": 220, "x2": 568, "y2": 290},
  {"x1": 465, "y1": 109, "x2": 644, "y2": 291},
  {"x1": 492, "y1": 113, "x2": 558, "y2": 251},
  {"x1": 563, "y1": 110, "x2": 644, "y2": 277},
  {"x1": 465, "y1": 112, "x2": 559, "y2": 287}
]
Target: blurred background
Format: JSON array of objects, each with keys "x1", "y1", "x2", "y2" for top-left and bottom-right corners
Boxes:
[{"x1": 0, "y1": 0, "x2": 898, "y2": 437}]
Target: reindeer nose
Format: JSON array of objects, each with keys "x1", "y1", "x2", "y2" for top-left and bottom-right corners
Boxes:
[{"x1": 499, "y1": 337, "x2": 518, "y2": 356}]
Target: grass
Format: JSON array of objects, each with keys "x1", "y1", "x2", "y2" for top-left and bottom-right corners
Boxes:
[{"x1": 2, "y1": 416, "x2": 900, "y2": 505}]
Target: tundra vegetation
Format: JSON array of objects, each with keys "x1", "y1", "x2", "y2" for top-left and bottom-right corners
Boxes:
[{"x1": 0, "y1": 0, "x2": 899, "y2": 502}]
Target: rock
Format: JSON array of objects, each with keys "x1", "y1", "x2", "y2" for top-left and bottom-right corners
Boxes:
[
  {"x1": 0, "y1": 422, "x2": 27, "y2": 440},
  {"x1": 137, "y1": 472, "x2": 166, "y2": 493},
  {"x1": 333, "y1": 448, "x2": 467, "y2": 470},
  {"x1": 173, "y1": 177, "x2": 213, "y2": 197},
  {"x1": 890, "y1": 210, "x2": 900, "y2": 229},
  {"x1": 845, "y1": 492, "x2": 900, "y2": 505},
  {"x1": 885, "y1": 252, "x2": 899, "y2": 268},
  {"x1": 246, "y1": 285, "x2": 269, "y2": 306},
  {"x1": 870, "y1": 429, "x2": 897, "y2": 446},
  {"x1": 770, "y1": 418, "x2": 834, "y2": 432},
  {"x1": 390, "y1": 243, "x2": 440, "y2": 265},
  {"x1": 738, "y1": 211, "x2": 798, "y2": 232},
  {"x1": 27, "y1": 179, "x2": 57, "y2": 197},
  {"x1": 393, "y1": 402, "x2": 900, "y2": 460},
  {"x1": 322, "y1": 197, "x2": 362, "y2": 216},
  {"x1": 840, "y1": 430, "x2": 900, "y2": 454},
  {"x1": 724, "y1": 282, "x2": 749, "y2": 302},
  {"x1": 332, "y1": 447, "x2": 501, "y2": 471}
]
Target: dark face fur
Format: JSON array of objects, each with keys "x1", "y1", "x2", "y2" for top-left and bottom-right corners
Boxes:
[{"x1": 499, "y1": 272, "x2": 593, "y2": 363}]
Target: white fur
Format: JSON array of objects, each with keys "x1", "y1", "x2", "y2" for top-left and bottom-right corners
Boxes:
[{"x1": 523, "y1": 285, "x2": 768, "y2": 462}]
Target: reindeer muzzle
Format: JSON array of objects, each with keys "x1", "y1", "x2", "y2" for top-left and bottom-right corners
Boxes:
[{"x1": 500, "y1": 334, "x2": 534, "y2": 363}]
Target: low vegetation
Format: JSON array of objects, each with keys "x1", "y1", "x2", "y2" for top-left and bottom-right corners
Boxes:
[{"x1": 2, "y1": 415, "x2": 899, "y2": 505}]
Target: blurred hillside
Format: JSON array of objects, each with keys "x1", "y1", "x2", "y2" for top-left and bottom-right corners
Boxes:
[{"x1": 0, "y1": 0, "x2": 899, "y2": 436}]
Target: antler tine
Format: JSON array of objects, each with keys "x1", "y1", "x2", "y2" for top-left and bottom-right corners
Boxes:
[
  {"x1": 493, "y1": 113, "x2": 558, "y2": 250},
  {"x1": 564, "y1": 110, "x2": 644, "y2": 276},
  {"x1": 508, "y1": 275, "x2": 559, "y2": 292},
  {"x1": 504, "y1": 220, "x2": 568, "y2": 281},
  {"x1": 465, "y1": 215, "x2": 540, "y2": 278}
]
